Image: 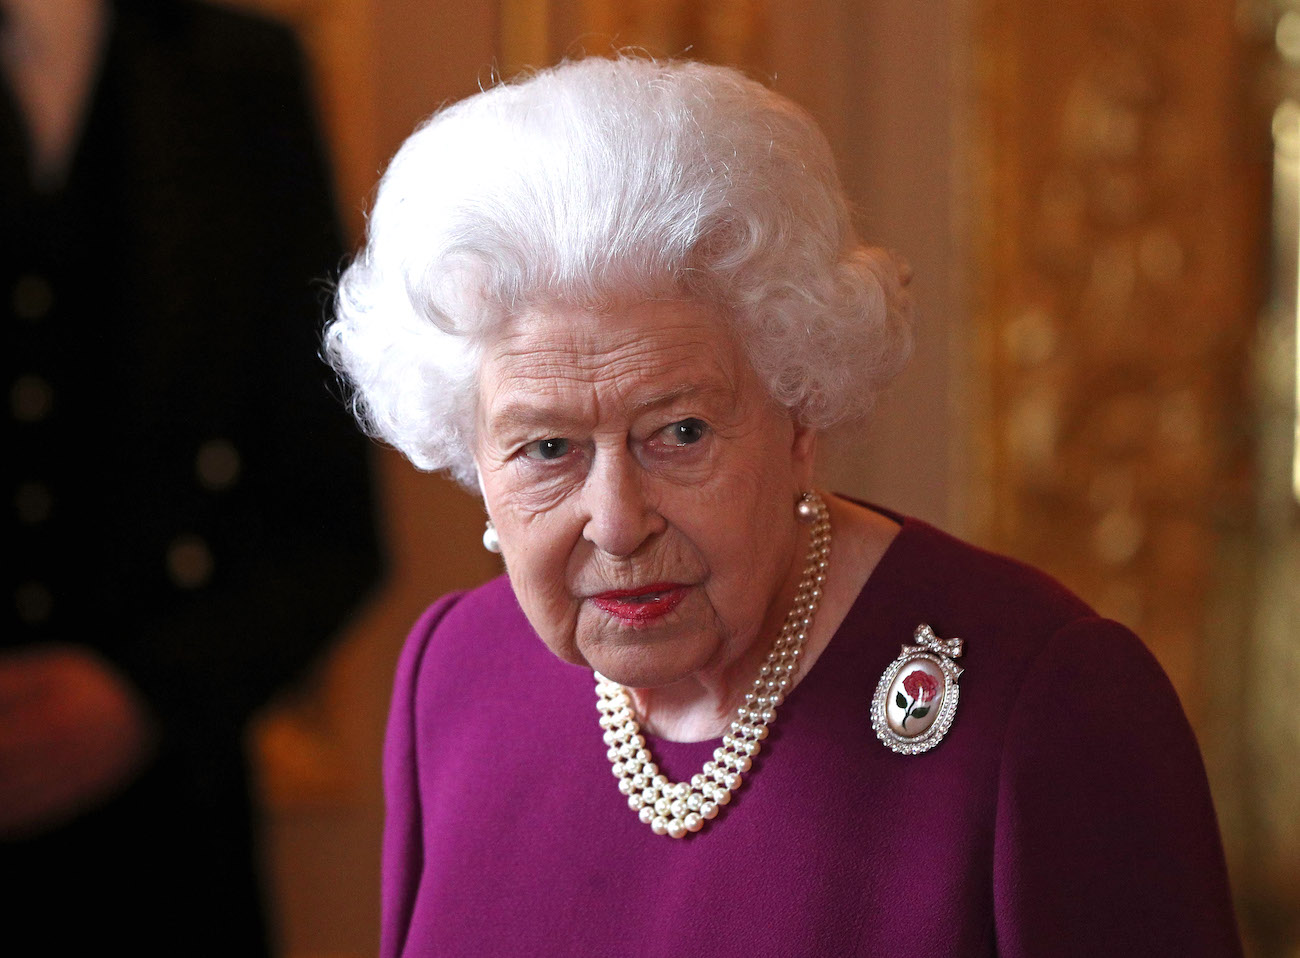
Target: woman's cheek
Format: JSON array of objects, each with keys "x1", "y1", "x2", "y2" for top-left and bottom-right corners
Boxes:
[
  {"x1": 505, "y1": 451, "x2": 593, "y2": 513},
  {"x1": 492, "y1": 470, "x2": 580, "y2": 524},
  {"x1": 506, "y1": 553, "x2": 580, "y2": 650},
  {"x1": 637, "y1": 438, "x2": 717, "y2": 486},
  {"x1": 533, "y1": 591, "x2": 588, "y2": 665}
]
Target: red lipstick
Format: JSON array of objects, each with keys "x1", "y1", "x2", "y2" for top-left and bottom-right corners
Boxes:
[{"x1": 590, "y1": 584, "x2": 688, "y2": 622}]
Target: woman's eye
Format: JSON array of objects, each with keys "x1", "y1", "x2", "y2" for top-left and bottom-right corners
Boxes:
[
  {"x1": 522, "y1": 437, "x2": 571, "y2": 461},
  {"x1": 660, "y1": 418, "x2": 707, "y2": 447}
]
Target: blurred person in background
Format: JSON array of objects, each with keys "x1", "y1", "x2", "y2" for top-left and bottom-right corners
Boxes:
[{"x1": 1, "y1": 1, "x2": 380, "y2": 954}]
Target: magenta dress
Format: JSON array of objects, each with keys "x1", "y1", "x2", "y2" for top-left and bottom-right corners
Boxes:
[{"x1": 381, "y1": 516, "x2": 1241, "y2": 957}]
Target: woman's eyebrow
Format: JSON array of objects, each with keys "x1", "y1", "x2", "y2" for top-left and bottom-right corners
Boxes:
[
  {"x1": 489, "y1": 384, "x2": 735, "y2": 432},
  {"x1": 486, "y1": 402, "x2": 586, "y2": 434},
  {"x1": 630, "y1": 383, "x2": 734, "y2": 414}
]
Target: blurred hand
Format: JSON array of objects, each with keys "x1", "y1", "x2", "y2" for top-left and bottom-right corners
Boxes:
[{"x1": 0, "y1": 645, "x2": 158, "y2": 839}]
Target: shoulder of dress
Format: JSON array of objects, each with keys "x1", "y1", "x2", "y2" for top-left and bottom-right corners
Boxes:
[
  {"x1": 407, "y1": 571, "x2": 514, "y2": 633},
  {"x1": 877, "y1": 518, "x2": 1099, "y2": 658},
  {"x1": 848, "y1": 518, "x2": 1136, "y2": 731},
  {"x1": 1027, "y1": 616, "x2": 1174, "y2": 699},
  {"x1": 399, "y1": 574, "x2": 528, "y2": 670},
  {"x1": 989, "y1": 613, "x2": 1195, "y2": 783}
]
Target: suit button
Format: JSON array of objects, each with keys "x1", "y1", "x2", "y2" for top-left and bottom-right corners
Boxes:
[
  {"x1": 15, "y1": 581, "x2": 53, "y2": 623},
  {"x1": 166, "y1": 534, "x2": 214, "y2": 589},
  {"x1": 14, "y1": 481, "x2": 53, "y2": 524},
  {"x1": 195, "y1": 439, "x2": 241, "y2": 491},
  {"x1": 12, "y1": 274, "x2": 54, "y2": 321},
  {"x1": 11, "y1": 374, "x2": 53, "y2": 422}
]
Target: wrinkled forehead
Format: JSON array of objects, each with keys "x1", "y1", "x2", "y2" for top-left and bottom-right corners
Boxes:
[{"x1": 475, "y1": 300, "x2": 756, "y2": 432}]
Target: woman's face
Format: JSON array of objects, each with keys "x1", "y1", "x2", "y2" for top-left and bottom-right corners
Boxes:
[{"x1": 474, "y1": 300, "x2": 816, "y2": 690}]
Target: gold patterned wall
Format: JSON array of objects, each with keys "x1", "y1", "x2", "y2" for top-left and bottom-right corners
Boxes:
[
  {"x1": 970, "y1": 0, "x2": 1264, "y2": 705},
  {"x1": 970, "y1": 0, "x2": 1300, "y2": 953},
  {"x1": 499, "y1": 0, "x2": 768, "y2": 73},
  {"x1": 1238, "y1": 1, "x2": 1300, "y2": 951}
]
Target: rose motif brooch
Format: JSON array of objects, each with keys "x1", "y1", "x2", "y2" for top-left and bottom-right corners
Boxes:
[{"x1": 871, "y1": 624, "x2": 964, "y2": 755}]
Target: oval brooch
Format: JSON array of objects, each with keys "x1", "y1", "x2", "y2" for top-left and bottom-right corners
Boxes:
[{"x1": 871, "y1": 624, "x2": 964, "y2": 755}]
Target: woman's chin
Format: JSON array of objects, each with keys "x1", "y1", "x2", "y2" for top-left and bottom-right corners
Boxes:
[
  {"x1": 578, "y1": 633, "x2": 716, "y2": 691},
  {"x1": 563, "y1": 596, "x2": 708, "y2": 683}
]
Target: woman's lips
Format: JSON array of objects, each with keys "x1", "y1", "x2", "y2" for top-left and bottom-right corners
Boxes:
[{"x1": 590, "y1": 584, "x2": 689, "y2": 622}]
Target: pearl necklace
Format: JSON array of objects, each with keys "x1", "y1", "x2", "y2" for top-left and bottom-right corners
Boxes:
[{"x1": 594, "y1": 491, "x2": 831, "y2": 838}]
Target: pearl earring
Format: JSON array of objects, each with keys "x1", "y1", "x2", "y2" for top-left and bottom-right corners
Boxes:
[
  {"x1": 795, "y1": 491, "x2": 819, "y2": 523},
  {"x1": 482, "y1": 520, "x2": 501, "y2": 553}
]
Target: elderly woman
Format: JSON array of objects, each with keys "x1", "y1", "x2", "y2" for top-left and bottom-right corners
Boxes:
[{"x1": 328, "y1": 58, "x2": 1240, "y2": 957}]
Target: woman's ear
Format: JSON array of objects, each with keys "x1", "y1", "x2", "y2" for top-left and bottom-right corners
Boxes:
[{"x1": 792, "y1": 425, "x2": 818, "y2": 487}]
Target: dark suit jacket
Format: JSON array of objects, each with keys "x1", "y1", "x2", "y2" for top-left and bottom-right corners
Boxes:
[{"x1": 2, "y1": 2, "x2": 380, "y2": 953}]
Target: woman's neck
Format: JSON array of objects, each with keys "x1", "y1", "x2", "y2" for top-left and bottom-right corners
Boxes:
[{"x1": 624, "y1": 630, "x2": 775, "y2": 741}]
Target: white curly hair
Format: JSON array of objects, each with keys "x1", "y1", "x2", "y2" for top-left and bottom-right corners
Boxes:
[{"x1": 325, "y1": 55, "x2": 912, "y2": 487}]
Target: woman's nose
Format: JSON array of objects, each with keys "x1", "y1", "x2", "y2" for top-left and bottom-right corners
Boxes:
[{"x1": 581, "y1": 450, "x2": 665, "y2": 557}]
